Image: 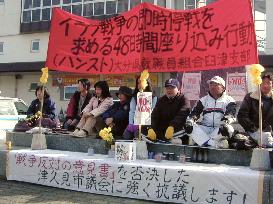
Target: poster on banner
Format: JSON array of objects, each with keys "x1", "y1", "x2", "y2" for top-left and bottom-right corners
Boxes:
[
  {"x1": 134, "y1": 92, "x2": 152, "y2": 125},
  {"x1": 226, "y1": 72, "x2": 247, "y2": 101},
  {"x1": 46, "y1": 0, "x2": 258, "y2": 74},
  {"x1": 7, "y1": 149, "x2": 263, "y2": 204},
  {"x1": 182, "y1": 73, "x2": 201, "y2": 100}
]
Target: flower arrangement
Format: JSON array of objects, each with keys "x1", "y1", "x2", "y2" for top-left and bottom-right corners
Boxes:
[
  {"x1": 99, "y1": 127, "x2": 115, "y2": 148},
  {"x1": 139, "y1": 69, "x2": 149, "y2": 91},
  {"x1": 250, "y1": 64, "x2": 264, "y2": 85}
]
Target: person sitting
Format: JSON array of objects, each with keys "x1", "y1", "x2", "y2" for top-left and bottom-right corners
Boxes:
[
  {"x1": 73, "y1": 81, "x2": 113, "y2": 137},
  {"x1": 147, "y1": 78, "x2": 190, "y2": 142},
  {"x1": 63, "y1": 79, "x2": 93, "y2": 131},
  {"x1": 99, "y1": 86, "x2": 132, "y2": 139},
  {"x1": 185, "y1": 76, "x2": 236, "y2": 148},
  {"x1": 123, "y1": 76, "x2": 157, "y2": 139},
  {"x1": 27, "y1": 85, "x2": 57, "y2": 128},
  {"x1": 237, "y1": 74, "x2": 273, "y2": 147}
]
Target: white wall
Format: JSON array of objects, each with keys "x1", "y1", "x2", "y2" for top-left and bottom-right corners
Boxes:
[
  {"x1": 0, "y1": 0, "x2": 21, "y2": 36},
  {"x1": 266, "y1": 0, "x2": 273, "y2": 54},
  {"x1": 0, "y1": 33, "x2": 49, "y2": 63}
]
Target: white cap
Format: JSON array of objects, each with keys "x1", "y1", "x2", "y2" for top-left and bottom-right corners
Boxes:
[{"x1": 207, "y1": 76, "x2": 225, "y2": 87}]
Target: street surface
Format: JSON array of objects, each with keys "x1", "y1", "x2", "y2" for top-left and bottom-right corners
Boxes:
[{"x1": 0, "y1": 179, "x2": 158, "y2": 204}]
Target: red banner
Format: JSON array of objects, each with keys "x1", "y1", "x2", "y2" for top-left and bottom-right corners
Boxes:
[{"x1": 46, "y1": 0, "x2": 258, "y2": 74}]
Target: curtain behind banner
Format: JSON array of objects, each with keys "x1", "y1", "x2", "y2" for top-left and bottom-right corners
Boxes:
[{"x1": 46, "y1": 0, "x2": 258, "y2": 74}]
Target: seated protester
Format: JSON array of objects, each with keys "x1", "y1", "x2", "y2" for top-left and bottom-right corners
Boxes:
[
  {"x1": 237, "y1": 74, "x2": 273, "y2": 147},
  {"x1": 63, "y1": 79, "x2": 93, "y2": 131},
  {"x1": 27, "y1": 85, "x2": 57, "y2": 128},
  {"x1": 100, "y1": 86, "x2": 132, "y2": 139},
  {"x1": 123, "y1": 77, "x2": 157, "y2": 139},
  {"x1": 147, "y1": 78, "x2": 190, "y2": 142},
  {"x1": 73, "y1": 81, "x2": 113, "y2": 137},
  {"x1": 185, "y1": 76, "x2": 236, "y2": 148}
]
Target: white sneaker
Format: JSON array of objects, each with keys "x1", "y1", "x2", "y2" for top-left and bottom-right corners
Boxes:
[
  {"x1": 216, "y1": 139, "x2": 229, "y2": 149},
  {"x1": 72, "y1": 128, "x2": 80, "y2": 136},
  {"x1": 74, "y1": 130, "x2": 88, "y2": 138},
  {"x1": 171, "y1": 138, "x2": 182, "y2": 145}
]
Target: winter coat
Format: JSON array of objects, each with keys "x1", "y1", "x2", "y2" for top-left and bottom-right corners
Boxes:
[
  {"x1": 151, "y1": 93, "x2": 190, "y2": 140},
  {"x1": 27, "y1": 98, "x2": 56, "y2": 120},
  {"x1": 238, "y1": 91, "x2": 273, "y2": 132},
  {"x1": 82, "y1": 96, "x2": 113, "y2": 117},
  {"x1": 102, "y1": 100, "x2": 130, "y2": 137},
  {"x1": 189, "y1": 92, "x2": 236, "y2": 127},
  {"x1": 66, "y1": 91, "x2": 92, "y2": 120},
  {"x1": 129, "y1": 96, "x2": 157, "y2": 124}
]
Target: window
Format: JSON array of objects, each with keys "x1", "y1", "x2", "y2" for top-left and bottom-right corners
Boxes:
[
  {"x1": 42, "y1": 8, "x2": 51, "y2": 20},
  {"x1": 157, "y1": 0, "x2": 166, "y2": 7},
  {"x1": 0, "y1": 42, "x2": 3, "y2": 55},
  {"x1": 29, "y1": 82, "x2": 38, "y2": 91},
  {"x1": 72, "y1": 4, "x2": 82, "y2": 15},
  {"x1": 106, "y1": 1, "x2": 116, "y2": 15},
  {"x1": 63, "y1": 86, "x2": 78, "y2": 100},
  {"x1": 130, "y1": 0, "x2": 141, "y2": 9},
  {"x1": 83, "y1": 3, "x2": 93, "y2": 17},
  {"x1": 94, "y1": 2, "x2": 104, "y2": 15},
  {"x1": 31, "y1": 40, "x2": 40, "y2": 52},
  {"x1": 117, "y1": 0, "x2": 128, "y2": 13}
]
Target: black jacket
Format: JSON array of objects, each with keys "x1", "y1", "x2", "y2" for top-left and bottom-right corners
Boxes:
[
  {"x1": 102, "y1": 100, "x2": 130, "y2": 138},
  {"x1": 151, "y1": 93, "x2": 191, "y2": 140}
]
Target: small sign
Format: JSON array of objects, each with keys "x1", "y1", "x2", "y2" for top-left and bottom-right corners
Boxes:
[
  {"x1": 134, "y1": 92, "x2": 152, "y2": 125},
  {"x1": 115, "y1": 141, "x2": 136, "y2": 162}
]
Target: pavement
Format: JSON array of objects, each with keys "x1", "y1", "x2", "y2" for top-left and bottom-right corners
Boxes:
[{"x1": 0, "y1": 179, "x2": 158, "y2": 204}]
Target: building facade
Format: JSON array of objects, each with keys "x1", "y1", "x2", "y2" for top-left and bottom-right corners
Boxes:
[{"x1": 0, "y1": 0, "x2": 271, "y2": 112}]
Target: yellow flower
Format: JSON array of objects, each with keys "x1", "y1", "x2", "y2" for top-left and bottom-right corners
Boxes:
[
  {"x1": 40, "y1": 67, "x2": 49, "y2": 84},
  {"x1": 250, "y1": 64, "x2": 264, "y2": 85},
  {"x1": 35, "y1": 111, "x2": 42, "y2": 117},
  {"x1": 139, "y1": 69, "x2": 149, "y2": 91},
  {"x1": 99, "y1": 127, "x2": 114, "y2": 145}
]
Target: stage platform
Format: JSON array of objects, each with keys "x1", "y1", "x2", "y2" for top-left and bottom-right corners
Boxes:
[{"x1": 0, "y1": 132, "x2": 273, "y2": 203}]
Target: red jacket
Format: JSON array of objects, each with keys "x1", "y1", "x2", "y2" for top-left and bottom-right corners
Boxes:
[{"x1": 66, "y1": 91, "x2": 93, "y2": 120}]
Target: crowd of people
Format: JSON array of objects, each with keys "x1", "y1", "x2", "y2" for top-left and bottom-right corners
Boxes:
[{"x1": 24, "y1": 74, "x2": 273, "y2": 149}]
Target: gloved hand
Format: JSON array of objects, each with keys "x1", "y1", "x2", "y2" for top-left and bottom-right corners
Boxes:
[
  {"x1": 127, "y1": 124, "x2": 139, "y2": 133},
  {"x1": 220, "y1": 116, "x2": 235, "y2": 125},
  {"x1": 218, "y1": 123, "x2": 234, "y2": 138},
  {"x1": 165, "y1": 126, "x2": 174, "y2": 139},
  {"x1": 147, "y1": 128, "x2": 157, "y2": 140},
  {"x1": 185, "y1": 119, "x2": 194, "y2": 134}
]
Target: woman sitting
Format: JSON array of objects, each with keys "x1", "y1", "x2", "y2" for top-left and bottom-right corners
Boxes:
[
  {"x1": 101, "y1": 86, "x2": 132, "y2": 139},
  {"x1": 73, "y1": 81, "x2": 113, "y2": 137},
  {"x1": 27, "y1": 85, "x2": 57, "y2": 128},
  {"x1": 63, "y1": 79, "x2": 93, "y2": 131}
]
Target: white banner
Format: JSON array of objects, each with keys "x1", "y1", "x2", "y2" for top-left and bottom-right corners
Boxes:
[
  {"x1": 7, "y1": 149, "x2": 263, "y2": 204},
  {"x1": 134, "y1": 92, "x2": 152, "y2": 125},
  {"x1": 182, "y1": 73, "x2": 201, "y2": 101},
  {"x1": 226, "y1": 72, "x2": 247, "y2": 101}
]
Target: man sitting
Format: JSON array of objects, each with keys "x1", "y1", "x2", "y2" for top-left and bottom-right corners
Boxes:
[
  {"x1": 147, "y1": 78, "x2": 191, "y2": 142},
  {"x1": 185, "y1": 76, "x2": 236, "y2": 148},
  {"x1": 237, "y1": 74, "x2": 273, "y2": 147}
]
